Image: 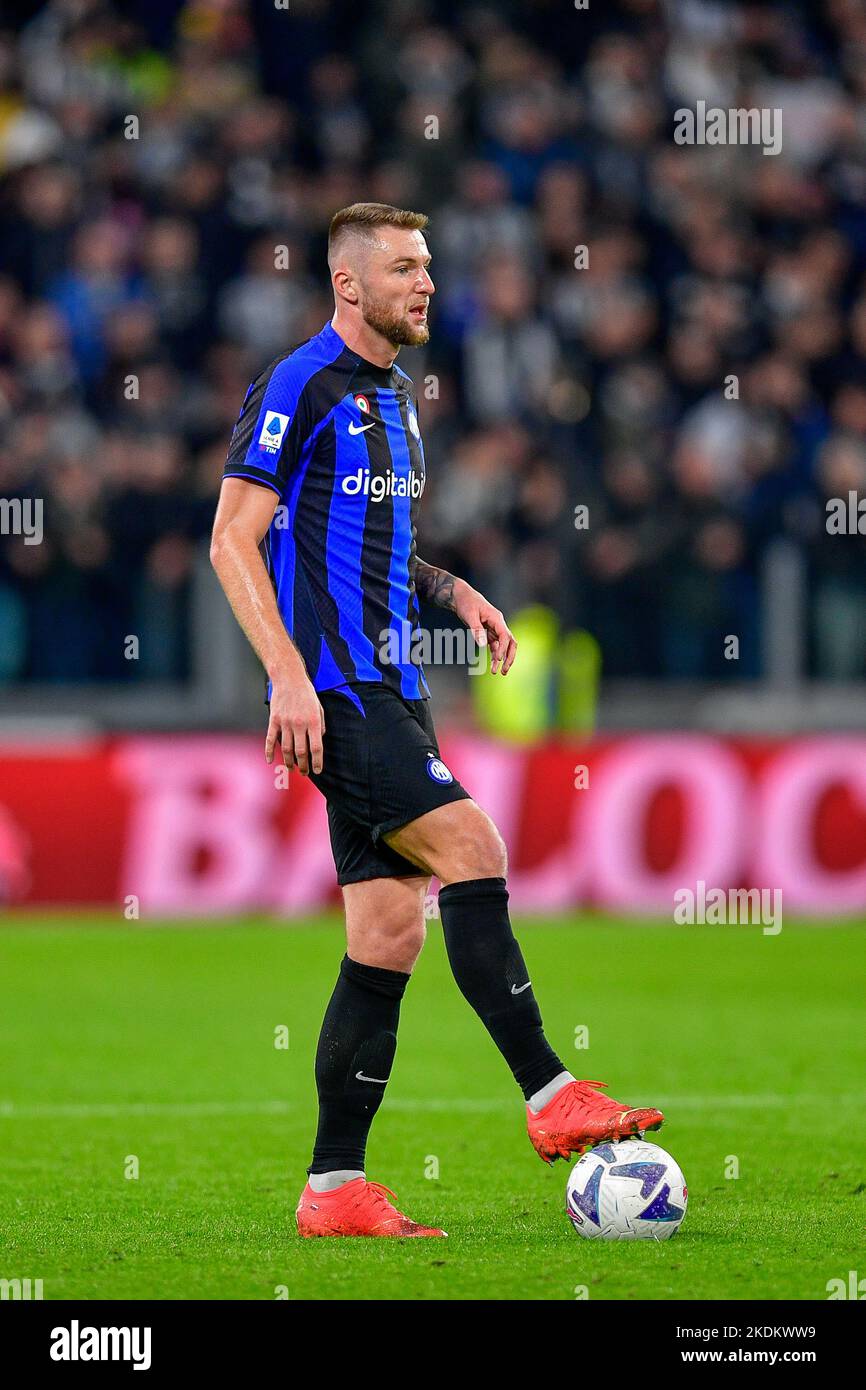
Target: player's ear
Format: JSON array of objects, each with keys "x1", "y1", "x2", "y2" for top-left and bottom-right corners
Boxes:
[{"x1": 333, "y1": 269, "x2": 359, "y2": 305}]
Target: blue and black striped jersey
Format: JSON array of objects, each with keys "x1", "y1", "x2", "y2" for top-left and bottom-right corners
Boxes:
[{"x1": 224, "y1": 320, "x2": 429, "y2": 699}]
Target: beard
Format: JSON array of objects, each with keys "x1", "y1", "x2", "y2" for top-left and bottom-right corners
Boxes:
[{"x1": 361, "y1": 294, "x2": 430, "y2": 347}]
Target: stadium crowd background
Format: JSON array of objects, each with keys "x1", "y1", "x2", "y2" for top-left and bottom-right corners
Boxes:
[{"x1": 0, "y1": 0, "x2": 864, "y2": 689}]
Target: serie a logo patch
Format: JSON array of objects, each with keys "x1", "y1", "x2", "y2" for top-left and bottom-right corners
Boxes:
[{"x1": 259, "y1": 412, "x2": 290, "y2": 453}]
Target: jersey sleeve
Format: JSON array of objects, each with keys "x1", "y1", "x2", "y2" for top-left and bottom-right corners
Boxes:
[{"x1": 223, "y1": 354, "x2": 315, "y2": 497}]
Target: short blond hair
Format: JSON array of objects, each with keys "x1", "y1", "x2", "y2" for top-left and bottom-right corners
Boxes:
[{"x1": 328, "y1": 203, "x2": 428, "y2": 266}]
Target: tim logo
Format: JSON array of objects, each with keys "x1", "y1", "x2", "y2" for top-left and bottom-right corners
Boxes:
[{"x1": 50, "y1": 1321, "x2": 152, "y2": 1371}]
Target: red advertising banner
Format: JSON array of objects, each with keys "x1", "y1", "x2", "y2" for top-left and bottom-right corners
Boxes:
[{"x1": 1, "y1": 733, "x2": 864, "y2": 916}]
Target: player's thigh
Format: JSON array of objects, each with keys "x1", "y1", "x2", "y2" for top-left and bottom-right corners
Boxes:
[
  {"x1": 343, "y1": 874, "x2": 430, "y2": 973},
  {"x1": 382, "y1": 799, "x2": 508, "y2": 885}
]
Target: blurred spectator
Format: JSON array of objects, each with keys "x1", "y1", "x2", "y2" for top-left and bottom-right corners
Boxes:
[{"x1": 0, "y1": 0, "x2": 864, "y2": 687}]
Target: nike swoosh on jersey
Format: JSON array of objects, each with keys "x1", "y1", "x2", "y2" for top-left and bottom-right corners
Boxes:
[
  {"x1": 355, "y1": 1070, "x2": 389, "y2": 1083},
  {"x1": 511, "y1": 981, "x2": 532, "y2": 994},
  {"x1": 348, "y1": 420, "x2": 376, "y2": 435}
]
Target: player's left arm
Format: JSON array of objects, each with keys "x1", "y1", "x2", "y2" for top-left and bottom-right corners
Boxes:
[{"x1": 414, "y1": 559, "x2": 517, "y2": 675}]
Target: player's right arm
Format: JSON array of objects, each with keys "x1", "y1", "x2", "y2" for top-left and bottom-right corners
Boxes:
[
  {"x1": 210, "y1": 478, "x2": 325, "y2": 775},
  {"x1": 214, "y1": 349, "x2": 327, "y2": 773}
]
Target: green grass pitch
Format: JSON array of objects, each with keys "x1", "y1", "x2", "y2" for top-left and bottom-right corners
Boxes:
[{"x1": 1, "y1": 915, "x2": 864, "y2": 1301}]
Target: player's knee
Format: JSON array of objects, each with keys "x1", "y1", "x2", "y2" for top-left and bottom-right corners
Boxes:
[
  {"x1": 359, "y1": 901, "x2": 426, "y2": 965},
  {"x1": 343, "y1": 877, "x2": 429, "y2": 973},
  {"x1": 444, "y1": 809, "x2": 508, "y2": 882},
  {"x1": 374, "y1": 913, "x2": 425, "y2": 968},
  {"x1": 474, "y1": 821, "x2": 508, "y2": 880}
]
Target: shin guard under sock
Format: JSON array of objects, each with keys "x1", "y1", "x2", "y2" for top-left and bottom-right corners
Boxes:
[
  {"x1": 308, "y1": 954, "x2": 409, "y2": 1175},
  {"x1": 437, "y1": 877, "x2": 565, "y2": 1100}
]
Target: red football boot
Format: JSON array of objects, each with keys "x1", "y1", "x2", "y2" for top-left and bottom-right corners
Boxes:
[
  {"x1": 296, "y1": 1178, "x2": 446, "y2": 1238},
  {"x1": 527, "y1": 1078, "x2": 664, "y2": 1164}
]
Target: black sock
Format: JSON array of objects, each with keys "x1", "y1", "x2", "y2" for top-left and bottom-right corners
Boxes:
[
  {"x1": 308, "y1": 954, "x2": 409, "y2": 1175},
  {"x1": 438, "y1": 877, "x2": 565, "y2": 1100}
]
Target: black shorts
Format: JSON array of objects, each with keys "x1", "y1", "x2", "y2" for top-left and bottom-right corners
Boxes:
[{"x1": 308, "y1": 682, "x2": 470, "y2": 886}]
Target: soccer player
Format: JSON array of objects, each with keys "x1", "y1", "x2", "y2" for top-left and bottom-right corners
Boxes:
[{"x1": 210, "y1": 204, "x2": 664, "y2": 1238}]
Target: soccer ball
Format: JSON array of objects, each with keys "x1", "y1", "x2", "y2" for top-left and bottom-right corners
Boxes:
[{"x1": 565, "y1": 1140, "x2": 687, "y2": 1241}]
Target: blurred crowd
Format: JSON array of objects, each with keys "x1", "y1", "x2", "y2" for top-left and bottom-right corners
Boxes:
[{"x1": 1, "y1": 0, "x2": 865, "y2": 685}]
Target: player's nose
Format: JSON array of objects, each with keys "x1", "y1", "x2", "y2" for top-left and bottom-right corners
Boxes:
[{"x1": 416, "y1": 268, "x2": 435, "y2": 295}]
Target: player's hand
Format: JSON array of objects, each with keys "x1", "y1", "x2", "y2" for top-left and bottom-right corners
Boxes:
[
  {"x1": 266, "y1": 672, "x2": 326, "y2": 775},
  {"x1": 451, "y1": 579, "x2": 517, "y2": 675}
]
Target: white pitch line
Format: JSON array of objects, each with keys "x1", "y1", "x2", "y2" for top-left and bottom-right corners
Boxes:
[
  {"x1": 0, "y1": 1099, "x2": 294, "y2": 1119},
  {"x1": 0, "y1": 1094, "x2": 862, "y2": 1120}
]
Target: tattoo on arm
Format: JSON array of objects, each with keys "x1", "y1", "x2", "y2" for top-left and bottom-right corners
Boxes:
[{"x1": 415, "y1": 558, "x2": 457, "y2": 611}]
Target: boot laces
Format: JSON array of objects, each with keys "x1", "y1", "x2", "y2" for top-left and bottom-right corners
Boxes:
[
  {"x1": 349, "y1": 1180, "x2": 398, "y2": 1214},
  {"x1": 570, "y1": 1079, "x2": 620, "y2": 1110}
]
